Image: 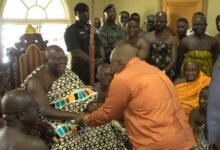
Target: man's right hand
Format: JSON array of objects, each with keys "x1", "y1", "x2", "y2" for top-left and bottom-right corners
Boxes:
[{"x1": 75, "y1": 112, "x2": 89, "y2": 125}]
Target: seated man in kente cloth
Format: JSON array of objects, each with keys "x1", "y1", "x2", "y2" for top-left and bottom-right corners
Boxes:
[
  {"x1": 20, "y1": 45, "x2": 127, "y2": 150},
  {"x1": 175, "y1": 60, "x2": 211, "y2": 118}
]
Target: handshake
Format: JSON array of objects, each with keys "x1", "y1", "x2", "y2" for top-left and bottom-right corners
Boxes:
[{"x1": 74, "y1": 102, "x2": 103, "y2": 127}]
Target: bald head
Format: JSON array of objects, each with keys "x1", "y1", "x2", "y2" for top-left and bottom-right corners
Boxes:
[
  {"x1": 1, "y1": 90, "x2": 36, "y2": 115},
  {"x1": 110, "y1": 42, "x2": 137, "y2": 73},
  {"x1": 184, "y1": 60, "x2": 200, "y2": 82},
  {"x1": 155, "y1": 11, "x2": 167, "y2": 20},
  {"x1": 45, "y1": 45, "x2": 64, "y2": 60},
  {"x1": 155, "y1": 11, "x2": 167, "y2": 32},
  {"x1": 192, "y1": 14, "x2": 206, "y2": 23},
  {"x1": 111, "y1": 42, "x2": 136, "y2": 62},
  {"x1": 192, "y1": 15, "x2": 207, "y2": 36}
]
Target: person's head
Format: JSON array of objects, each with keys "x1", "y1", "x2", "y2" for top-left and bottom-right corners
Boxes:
[
  {"x1": 193, "y1": 12, "x2": 205, "y2": 18},
  {"x1": 199, "y1": 86, "x2": 209, "y2": 111},
  {"x1": 74, "y1": 3, "x2": 89, "y2": 23},
  {"x1": 183, "y1": 60, "x2": 200, "y2": 82},
  {"x1": 130, "y1": 13, "x2": 140, "y2": 25},
  {"x1": 103, "y1": 4, "x2": 116, "y2": 23},
  {"x1": 119, "y1": 11, "x2": 130, "y2": 27},
  {"x1": 126, "y1": 18, "x2": 139, "y2": 38},
  {"x1": 216, "y1": 15, "x2": 220, "y2": 32},
  {"x1": 176, "y1": 18, "x2": 188, "y2": 38},
  {"x1": 94, "y1": 17, "x2": 101, "y2": 30},
  {"x1": 1, "y1": 90, "x2": 39, "y2": 127},
  {"x1": 192, "y1": 13, "x2": 207, "y2": 36},
  {"x1": 144, "y1": 15, "x2": 155, "y2": 32},
  {"x1": 155, "y1": 11, "x2": 167, "y2": 33},
  {"x1": 96, "y1": 63, "x2": 114, "y2": 87},
  {"x1": 45, "y1": 45, "x2": 67, "y2": 76},
  {"x1": 110, "y1": 42, "x2": 136, "y2": 73}
]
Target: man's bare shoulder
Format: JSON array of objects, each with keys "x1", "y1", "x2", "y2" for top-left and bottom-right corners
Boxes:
[
  {"x1": 27, "y1": 70, "x2": 50, "y2": 91},
  {"x1": 28, "y1": 71, "x2": 44, "y2": 85},
  {"x1": 142, "y1": 31, "x2": 155, "y2": 42},
  {"x1": 138, "y1": 37, "x2": 149, "y2": 45}
]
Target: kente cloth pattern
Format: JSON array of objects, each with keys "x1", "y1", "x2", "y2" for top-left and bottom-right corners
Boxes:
[
  {"x1": 181, "y1": 50, "x2": 214, "y2": 77},
  {"x1": 175, "y1": 71, "x2": 211, "y2": 118},
  {"x1": 20, "y1": 65, "x2": 127, "y2": 150},
  {"x1": 149, "y1": 41, "x2": 175, "y2": 80},
  {"x1": 194, "y1": 124, "x2": 214, "y2": 150}
]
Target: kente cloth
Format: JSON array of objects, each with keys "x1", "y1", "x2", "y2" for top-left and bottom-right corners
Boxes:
[
  {"x1": 194, "y1": 124, "x2": 214, "y2": 150},
  {"x1": 20, "y1": 65, "x2": 127, "y2": 150},
  {"x1": 149, "y1": 41, "x2": 175, "y2": 80},
  {"x1": 194, "y1": 124, "x2": 209, "y2": 150},
  {"x1": 207, "y1": 56, "x2": 220, "y2": 144},
  {"x1": 175, "y1": 71, "x2": 211, "y2": 118},
  {"x1": 181, "y1": 50, "x2": 214, "y2": 76}
]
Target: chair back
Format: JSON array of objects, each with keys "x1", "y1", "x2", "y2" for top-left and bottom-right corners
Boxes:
[
  {"x1": 19, "y1": 44, "x2": 45, "y2": 82},
  {"x1": 7, "y1": 33, "x2": 47, "y2": 88}
]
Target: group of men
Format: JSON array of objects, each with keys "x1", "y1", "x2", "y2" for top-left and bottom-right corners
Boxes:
[{"x1": 1, "y1": 2, "x2": 220, "y2": 150}]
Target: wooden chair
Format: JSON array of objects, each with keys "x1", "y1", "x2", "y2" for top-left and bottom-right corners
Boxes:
[{"x1": 7, "y1": 33, "x2": 48, "y2": 88}]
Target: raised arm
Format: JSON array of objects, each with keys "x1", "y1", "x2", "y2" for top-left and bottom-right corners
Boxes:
[{"x1": 27, "y1": 77, "x2": 79, "y2": 120}]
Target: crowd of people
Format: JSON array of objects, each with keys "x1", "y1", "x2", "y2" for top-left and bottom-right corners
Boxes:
[{"x1": 1, "y1": 2, "x2": 220, "y2": 150}]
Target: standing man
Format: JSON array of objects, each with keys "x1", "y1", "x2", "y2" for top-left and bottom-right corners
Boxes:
[
  {"x1": 175, "y1": 18, "x2": 189, "y2": 77},
  {"x1": 98, "y1": 4, "x2": 126, "y2": 63},
  {"x1": 176, "y1": 18, "x2": 189, "y2": 42},
  {"x1": 130, "y1": 12, "x2": 143, "y2": 35},
  {"x1": 82, "y1": 42, "x2": 195, "y2": 150},
  {"x1": 144, "y1": 14, "x2": 155, "y2": 32},
  {"x1": 64, "y1": 3, "x2": 104, "y2": 85},
  {"x1": 94, "y1": 17, "x2": 101, "y2": 31},
  {"x1": 143, "y1": 11, "x2": 178, "y2": 80},
  {"x1": 118, "y1": 11, "x2": 130, "y2": 29},
  {"x1": 179, "y1": 14, "x2": 219, "y2": 76},
  {"x1": 124, "y1": 18, "x2": 150, "y2": 60}
]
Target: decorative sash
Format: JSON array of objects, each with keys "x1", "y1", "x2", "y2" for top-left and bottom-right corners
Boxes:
[
  {"x1": 50, "y1": 88, "x2": 96, "y2": 110},
  {"x1": 50, "y1": 88, "x2": 97, "y2": 140}
]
